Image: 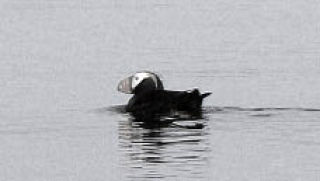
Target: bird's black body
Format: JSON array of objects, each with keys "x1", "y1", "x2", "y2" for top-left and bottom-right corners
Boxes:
[
  {"x1": 117, "y1": 71, "x2": 211, "y2": 121},
  {"x1": 127, "y1": 89, "x2": 211, "y2": 120}
]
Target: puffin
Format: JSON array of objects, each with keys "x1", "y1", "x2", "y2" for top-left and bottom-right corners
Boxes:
[{"x1": 117, "y1": 71, "x2": 211, "y2": 120}]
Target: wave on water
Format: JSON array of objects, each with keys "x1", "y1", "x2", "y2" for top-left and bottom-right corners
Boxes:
[
  {"x1": 101, "y1": 105, "x2": 320, "y2": 115},
  {"x1": 202, "y1": 106, "x2": 320, "y2": 114},
  {"x1": 92, "y1": 105, "x2": 127, "y2": 114},
  {"x1": 91, "y1": 105, "x2": 320, "y2": 129}
]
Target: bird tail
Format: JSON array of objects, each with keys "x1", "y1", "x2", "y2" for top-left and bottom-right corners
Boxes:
[{"x1": 201, "y1": 92, "x2": 212, "y2": 99}]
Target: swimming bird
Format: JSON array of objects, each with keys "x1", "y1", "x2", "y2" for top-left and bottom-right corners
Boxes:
[{"x1": 117, "y1": 71, "x2": 211, "y2": 120}]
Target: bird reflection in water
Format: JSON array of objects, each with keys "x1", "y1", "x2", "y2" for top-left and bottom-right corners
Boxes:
[{"x1": 118, "y1": 111, "x2": 210, "y2": 180}]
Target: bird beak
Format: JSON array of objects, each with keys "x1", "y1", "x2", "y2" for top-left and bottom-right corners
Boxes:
[{"x1": 117, "y1": 76, "x2": 133, "y2": 94}]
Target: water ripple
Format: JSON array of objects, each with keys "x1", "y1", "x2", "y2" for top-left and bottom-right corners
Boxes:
[{"x1": 118, "y1": 116, "x2": 210, "y2": 181}]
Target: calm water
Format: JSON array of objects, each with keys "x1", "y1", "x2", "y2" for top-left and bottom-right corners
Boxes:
[{"x1": 1, "y1": 0, "x2": 320, "y2": 180}]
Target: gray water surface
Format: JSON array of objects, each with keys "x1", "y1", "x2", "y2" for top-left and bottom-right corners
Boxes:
[{"x1": 1, "y1": 0, "x2": 320, "y2": 180}]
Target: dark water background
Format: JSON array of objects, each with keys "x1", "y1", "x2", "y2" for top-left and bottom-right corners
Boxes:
[{"x1": 1, "y1": 1, "x2": 320, "y2": 180}]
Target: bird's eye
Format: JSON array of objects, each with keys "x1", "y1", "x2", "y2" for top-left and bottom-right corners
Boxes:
[{"x1": 135, "y1": 77, "x2": 139, "y2": 80}]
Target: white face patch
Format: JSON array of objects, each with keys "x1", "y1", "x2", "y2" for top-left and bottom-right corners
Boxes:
[{"x1": 132, "y1": 72, "x2": 158, "y2": 90}]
